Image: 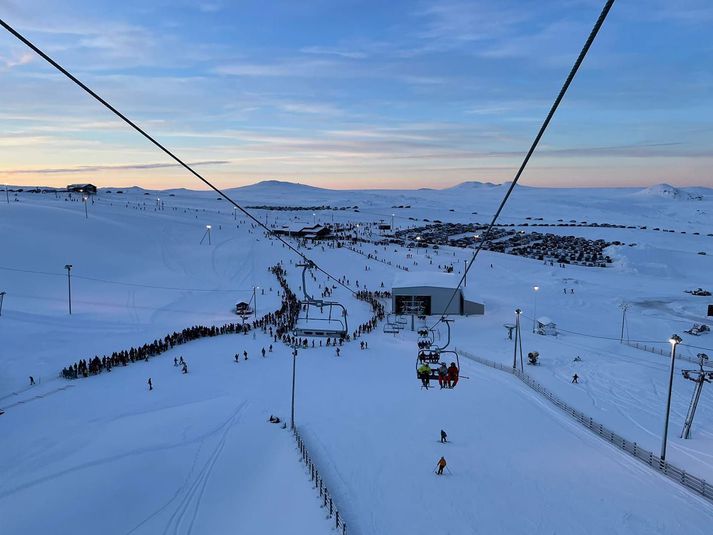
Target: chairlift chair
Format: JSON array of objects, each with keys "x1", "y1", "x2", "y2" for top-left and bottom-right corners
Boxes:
[{"x1": 293, "y1": 261, "x2": 348, "y2": 338}]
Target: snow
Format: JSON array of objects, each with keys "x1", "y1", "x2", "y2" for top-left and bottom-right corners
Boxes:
[{"x1": 2, "y1": 182, "x2": 713, "y2": 534}]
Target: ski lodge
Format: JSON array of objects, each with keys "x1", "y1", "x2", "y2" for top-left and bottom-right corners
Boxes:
[
  {"x1": 273, "y1": 223, "x2": 332, "y2": 239},
  {"x1": 391, "y1": 272, "x2": 485, "y2": 316},
  {"x1": 67, "y1": 183, "x2": 97, "y2": 194}
]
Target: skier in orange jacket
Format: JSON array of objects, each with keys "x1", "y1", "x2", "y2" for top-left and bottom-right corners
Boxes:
[{"x1": 436, "y1": 456, "x2": 447, "y2": 475}]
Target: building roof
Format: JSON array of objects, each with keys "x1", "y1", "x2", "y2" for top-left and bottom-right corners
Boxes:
[
  {"x1": 392, "y1": 271, "x2": 461, "y2": 290},
  {"x1": 537, "y1": 316, "x2": 555, "y2": 325}
]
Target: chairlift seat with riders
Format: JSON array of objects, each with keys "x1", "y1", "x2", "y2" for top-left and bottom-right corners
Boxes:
[{"x1": 416, "y1": 319, "x2": 460, "y2": 384}]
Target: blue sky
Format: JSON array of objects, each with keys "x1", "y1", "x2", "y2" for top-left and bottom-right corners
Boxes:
[{"x1": 1, "y1": 0, "x2": 712, "y2": 189}]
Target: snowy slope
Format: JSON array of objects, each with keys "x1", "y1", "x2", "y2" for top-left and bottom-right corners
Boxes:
[{"x1": 1, "y1": 182, "x2": 713, "y2": 534}]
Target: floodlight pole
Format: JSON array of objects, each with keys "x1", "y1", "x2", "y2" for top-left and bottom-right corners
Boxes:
[
  {"x1": 0, "y1": 291, "x2": 5, "y2": 316},
  {"x1": 253, "y1": 286, "x2": 258, "y2": 320},
  {"x1": 532, "y1": 286, "x2": 539, "y2": 333},
  {"x1": 513, "y1": 309, "x2": 522, "y2": 370},
  {"x1": 661, "y1": 334, "x2": 682, "y2": 461},
  {"x1": 64, "y1": 264, "x2": 73, "y2": 314},
  {"x1": 291, "y1": 347, "x2": 298, "y2": 430}
]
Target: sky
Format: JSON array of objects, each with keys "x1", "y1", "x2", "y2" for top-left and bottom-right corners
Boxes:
[{"x1": 1, "y1": 0, "x2": 713, "y2": 190}]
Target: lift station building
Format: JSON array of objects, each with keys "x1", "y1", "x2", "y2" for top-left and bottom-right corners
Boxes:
[{"x1": 391, "y1": 272, "x2": 485, "y2": 316}]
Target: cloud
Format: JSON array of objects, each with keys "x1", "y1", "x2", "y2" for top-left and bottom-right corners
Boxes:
[
  {"x1": 5, "y1": 160, "x2": 231, "y2": 175},
  {"x1": 300, "y1": 46, "x2": 367, "y2": 59},
  {"x1": 1, "y1": 50, "x2": 34, "y2": 69}
]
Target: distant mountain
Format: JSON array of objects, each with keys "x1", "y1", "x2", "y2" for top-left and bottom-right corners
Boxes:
[
  {"x1": 446, "y1": 180, "x2": 500, "y2": 190},
  {"x1": 229, "y1": 180, "x2": 329, "y2": 194},
  {"x1": 633, "y1": 183, "x2": 704, "y2": 201}
]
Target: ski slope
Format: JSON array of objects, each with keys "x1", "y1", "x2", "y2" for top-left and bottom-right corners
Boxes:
[{"x1": 1, "y1": 182, "x2": 713, "y2": 534}]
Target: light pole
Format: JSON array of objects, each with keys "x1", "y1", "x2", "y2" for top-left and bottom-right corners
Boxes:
[
  {"x1": 416, "y1": 236, "x2": 421, "y2": 254},
  {"x1": 0, "y1": 291, "x2": 5, "y2": 316},
  {"x1": 234, "y1": 206, "x2": 237, "y2": 221},
  {"x1": 82, "y1": 195, "x2": 88, "y2": 219},
  {"x1": 206, "y1": 224, "x2": 212, "y2": 245},
  {"x1": 64, "y1": 264, "x2": 73, "y2": 315},
  {"x1": 4, "y1": 184, "x2": 8, "y2": 204},
  {"x1": 513, "y1": 309, "x2": 523, "y2": 370},
  {"x1": 619, "y1": 303, "x2": 629, "y2": 343},
  {"x1": 253, "y1": 286, "x2": 259, "y2": 320},
  {"x1": 313, "y1": 212, "x2": 316, "y2": 225},
  {"x1": 291, "y1": 346, "x2": 298, "y2": 430},
  {"x1": 661, "y1": 334, "x2": 682, "y2": 461},
  {"x1": 391, "y1": 213, "x2": 395, "y2": 230},
  {"x1": 532, "y1": 286, "x2": 539, "y2": 333}
]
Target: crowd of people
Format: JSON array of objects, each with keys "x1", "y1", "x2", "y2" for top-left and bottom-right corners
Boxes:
[
  {"x1": 62, "y1": 263, "x2": 301, "y2": 379},
  {"x1": 61, "y1": 262, "x2": 390, "y2": 379}
]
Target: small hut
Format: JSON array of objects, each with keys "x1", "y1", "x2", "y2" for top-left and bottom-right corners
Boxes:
[{"x1": 536, "y1": 316, "x2": 557, "y2": 336}]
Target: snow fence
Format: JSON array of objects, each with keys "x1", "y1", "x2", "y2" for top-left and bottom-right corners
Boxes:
[
  {"x1": 293, "y1": 428, "x2": 348, "y2": 535},
  {"x1": 455, "y1": 348, "x2": 713, "y2": 505}
]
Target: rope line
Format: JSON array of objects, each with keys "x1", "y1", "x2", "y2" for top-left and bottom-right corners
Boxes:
[
  {"x1": 0, "y1": 265, "x2": 252, "y2": 292},
  {"x1": 0, "y1": 17, "x2": 355, "y2": 296},
  {"x1": 429, "y1": 0, "x2": 616, "y2": 332}
]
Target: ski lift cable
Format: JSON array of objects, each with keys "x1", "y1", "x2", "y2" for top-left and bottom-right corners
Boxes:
[
  {"x1": 518, "y1": 312, "x2": 663, "y2": 343},
  {"x1": 0, "y1": 18, "x2": 356, "y2": 297},
  {"x1": 428, "y1": 0, "x2": 616, "y2": 333}
]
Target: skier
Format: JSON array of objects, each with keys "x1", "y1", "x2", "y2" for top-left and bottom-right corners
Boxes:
[
  {"x1": 182, "y1": 363, "x2": 188, "y2": 374},
  {"x1": 418, "y1": 362, "x2": 431, "y2": 388},
  {"x1": 29, "y1": 376, "x2": 35, "y2": 385},
  {"x1": 234, "y1": 353, "x2": 239, "y2": 363},
  {"x1": 436, "y1": 456, "x2": 447, "y2": 475},
  {"x1": 244, "y1": 350, "x2": 248, "y2": 361},
  {"x1": 148, "y1": 378, "x2": 153, "y2": 391},
  {"x1": 262, "y1": 347, "x2": 266, "y2": 358},
  {"x1": 440, "y1": 429, "x2": 448, "y2": 443},
  {"x1": 179, "y1": 356, "x2": 185, "y2": 366},
  {"x1": 336, "y1": 347, "x2": 341, "y2": 357},
  {"x1": 174, "y1": 357, "x2": 178, "y2": 366},
  {"x1": 360, "y1": 341, "x2": 364, "y2": 350},
  {"x1": 572, "y1": 373, "x2": 579, "y2": 384},
  {"x1": 437, "y1": 363, "x2": 449, "y2": 389},
  {"x1": 447, "y1": 362, "x2": 459, "y2": 388}
]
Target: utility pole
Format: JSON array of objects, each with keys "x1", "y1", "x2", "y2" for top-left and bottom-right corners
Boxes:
[
  {"x1": 253, "y1": 286, "x2": 258, "y2": 320},
  {"x1": 0, "y1": 291, "x2": 5, "y2": 316},
  {"x1": 680, "y1": 353, "x2": 712, "y2": 439},
  {"x1": 82, "y1": 195, "x2": 88, "y2": 219},
  {"x1": 463, "y1": 259, "x2": 467, "y2": 287},
  {"x1": 64, "y1": 264, "x2": 73, "y2": 314},
  {"x1": 661, "y1": 334, "x2": 682, "y2": 461},
  {"x1": 619, "y1": 303, "x2": 629, "y2": 343},
  {"x1": 532, "y1": 286, "x2": 539, "y2": 333}
]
